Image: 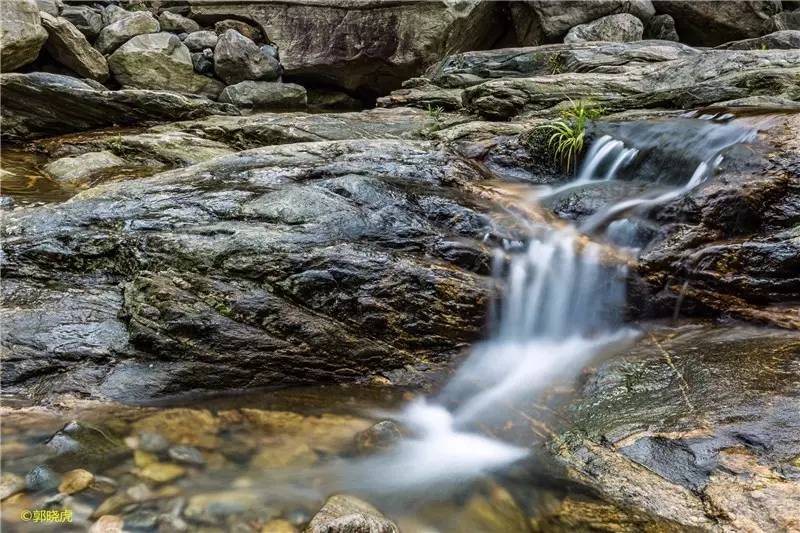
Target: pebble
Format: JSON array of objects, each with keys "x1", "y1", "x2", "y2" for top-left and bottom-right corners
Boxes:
[
  {"x1": 58, "y1": 468, "x2": 95, "y2": 495},
  {"x1": 0, "y1": 472, "x2": 25, "y2": 500},
  {"x1": 134, "y1": 449, "x2": 158, "y2": 467},
  {"x1": 92, "y1": 494, "x2": 132, "y2": 518},
  {"x1": 158, "y1": 513, "x2": 189, "y2": 532},
  {"x1": 138, "y1": 431, "x2": 170, "y2": 453},
  {"x1": 261, "y1": 519, "x2": 297, "y2": 533},
  {"x1": 91, "y1": 475, "x2": 119, "y2": 494},
  {"x1": 122, "y1": 508, "x2": 159, "y2": 529},
  {"x1": 89, "y1": 514, "x2": 123, "y2": 533},
  {"x1": 137, "y1": 462, "x2": 186, "y2": 484},
  {"x1": 168, "y1": 445, "x2": 205, "y2": 465},
  {"x1": 25, "y1": 465, "x2": 60, "y2": 492}
]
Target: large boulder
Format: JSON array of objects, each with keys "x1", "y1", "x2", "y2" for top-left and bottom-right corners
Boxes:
[
  {"x1": 213, "y1": 29, "x2": 279, "y2": 85},
  {"x1": 652, "y1": 0, "x2": 784, "y2": 46},
  {"x1": 509, "y1": 0, "x2": 655, "y2": 44},
  {"x1": 0, "y1": 135, "x2": 505, "y2": 399},
  {"x1": 158, "y1": 11, "x2": 199, "y2": 33},
  {"x1": 218, "y1": 81, "x2": 307, "y2": 111},
  {"x1": 94, "y1": 10, "x2": 159, "y2": 54},
  {"x1": 183, "y1": 30, "x2": 217, "y2": 52},
  {"x1": 40, "y1": 12, "x2": 109, "y2": 82},
  {"x1": 0, "y1": 72, "x2": 237, "y2": 140},
  {"x1": 108, "y1": 32, "x2": 223, "y2": 99},
  {"x1": 60, "y1": 5, "x2": 103, "y2": 41},
  {"x1": 188, "y1": 0, "x2": 506, "y2": 96},
  {"x1": 564, "y1": 13, "x2": 645, "y2": 43},
  {"x1": 213, "y1": 19, "x2": 262, "y2": 42},
  {"x1": 0, "y1": 0, "x2": 48, "y2": 71}
]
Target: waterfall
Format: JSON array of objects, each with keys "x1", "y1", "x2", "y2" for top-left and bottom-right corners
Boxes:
[{"x1": 341, "y1": 118, "x2": 759, "y2": 497}]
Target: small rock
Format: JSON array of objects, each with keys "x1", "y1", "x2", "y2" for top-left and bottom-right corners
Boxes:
[
  {"x1": 564, "y1": 13, "x2": 644, "y2": 44},
  {"x1": 214, "y1": 19, "x2": 262, "y2": 42},
  {"x1": 95, "y1": 11, "x2": 160, "y2": 55},
  {"x1": 61, "y1": 5, "x2": 103, "y2": 40},
  {"x1": 138, "y1": 431, "x2": 170, "y2": 453},
  {"x1": 25, "y1": 465, "x2": 60, "y2": 492},
  {"x1": 0, "y1": 472, "x2": 25, "y2": 500},
  {"x1": 126, "y1": 483, "x2": 154, "y2": 501},
  {"x1": 90, "y1": 475, "x2": 118, "y2": 495},
  {"x1": 646, "y1": 14, "x2": 679, "y2": 41},
  {"x1": 134, "y1": 449, "x2": 158, "y2": 468},
  {"x1": 261, "y1": 519, "x2": 296, "y2": 533},
  {"x1": 122, "y1": 509, "x2": 159, "y2": 530},
  {"x1": 132, "y1": 409, "x2": 220, "y2": 449},
  {"x1": 306, "y1": 494, "x2": 399, "y2": 533},
  {"x1": 354, "y1": 420, "x2": 403, "y2": 454},
  {"x1": 168, "y1": 445, "x2": 205, "y2": 465},
  {"x1": 44, "y1": 150, "x2": 125, "y2": 183},
  {"x1": 177, "y1": 32, "x2": 188, "y2": 40},
  {"x1": 137, "y1": 462, "x2": 186, "y2": 484},
  {"x1": 58, "y1": 468, "x2": 95, "y2": 495},
  {"x1": 191, "y1": 51, "x2": 214, "y2": 76},
  {"x1": 0, "y1": 0, "x2": 49, "y2": 71},
  {"x1": 40, "y1": 12, "x2": 109, "y2": 81},
  {"x1": 184, "y1": 30, "x2": 218, "y2": 52},
  {"x1": 158, "y1": 11, "x2": 199, "y2": 33},
  {"x1": 92, "y1": 494, "x2": 133, "y2": 518},
  {"x1": 183, "y1": 491, "x2": 260, "y2": 525},
  {"x1": 249, "y1": 440, "x2": 318, "y2": 469},
  {"x1": 214, "y1": 29, "x2": 279, "y2": 85},
  {"x1": 218, "y1": 81, "x2": 307, "y2": 111},
  {"x1": 260, "y1": 44, "x2": 279, "y2": 60},
  {"x1": 90, "y1": 514, "x2": 124, "y2": 533},
  {"x1": 158, "y1": 513, "x2": 189, "y2": 532}
]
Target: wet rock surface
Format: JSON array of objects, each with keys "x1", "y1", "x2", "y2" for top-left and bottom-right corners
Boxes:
[{"x1": 551, "y1": 323, "x2": 800, "y2": 531}]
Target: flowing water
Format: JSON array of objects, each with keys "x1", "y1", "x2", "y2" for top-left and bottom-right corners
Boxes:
[{"x1": 0, "y1": 117, "x2": 765, "y2": 531}]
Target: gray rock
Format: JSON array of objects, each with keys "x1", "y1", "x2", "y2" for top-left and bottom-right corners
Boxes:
[
  {"x1": 158, "y1": 11, "x2": 199, "y2": 33},
  {"x1": 645, "y1": 14, "x2": 679, "y2": 41},
  {"x1": 168, "y1": 446, "x2": 205, "y2": 465},
  {"x1": 776, "y1": 8, "x2": 800, "y2": 30},
  {"x1": 177, "y1": 32, "x2": 188, "y2": 41},
  {"x1": 0, "y1": 196, "x2": 17, "y2": 211},
  {"x1": 26, "y1": 465, "x2": 60, "y2": 492},
  {"x1": 44, "y1": 151, "x2": 125, "y2": 183},
  {"x1": 94, "y1": 10, "x2": 159, "y2": 55},
  {"x1": 213, "y1": 19, "x2": 262, "y2": 42},
  {"x1": 108, "y1": 32, "x2": 224, "y2": 99},
  {"x1": 138, "y1": 431, "x2": 170, "y2": 453},
  {"x1": 60, "y1": 5, "x2": 103, "y2": 41},
  {"x1": 213, "y1": 29, "x2": 279, "y2": 85},
  {"x1": 0, "y1": 0, "x2": 48, "y2": 71},
  {"x1": 0, "y1": 72, "x2": 237, "y2": 141},
  {"x1": 183, "y1": 30, "x2": 217, "y2": 52},
  {"x1": 653, "y1": 0, "x2": 784, "y2": 46},
  {"x1": 260, "y1": 44, "x2": 279, "y2": 61},
  {"x1": 40, "y1": 12, "x2": 109, "y2": 82},
  {"x1": 191, "y1": 51, "x2": 214, "y2": 76},
  {"x1": 510, "y1": 0, "x2": 655, "y2": 44},
  {"x1": 354, "y1": 421, "x2": 402, "y2": 454},
  {"x1": 218, "y1": 81, "x2": 306, "y2": 110},
  {"x1": 306, "y1": 494, "x2": 399, "y2": 533},
  {"x1": 715, "y1": 30, "x2": 800, "y2": 50},
  {"x1": 564, "y1": 13, "x2": 645, "y2": 43},
  {"x1": 101, "y1": 4, "x2": 134, "y2": 26},
  {"x1": 36, "y1": 0, "x2": 63, "y2": 17}
]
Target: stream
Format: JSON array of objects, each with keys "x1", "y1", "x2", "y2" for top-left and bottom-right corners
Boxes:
[{"x1": 2, "y1": 114, "x2": 798, "y2": 532}]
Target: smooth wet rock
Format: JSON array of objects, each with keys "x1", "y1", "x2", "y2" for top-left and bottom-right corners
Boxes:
[
  {"x1": 0, "y1": 473, "x2": 25, "y2": 500},
  {"x1": 715, "y1": 30, "x2": 800, "y2": 50},
  {"x1": 250, "y1": 440, "x2": 318, "y2": 469},
  {"x1": 306, "y1": 494, "x2": 399, "y2": 533},
  {"x1": 214, "y1": 29, "x2": 280, "y2": 85},
  {"x1": 158, "y1": 11, "x2": 199, "y2": 33},
  {"x1": 61, "y1": 5, "x2": 104, "y2": 40},
  {"x1": 213, "y1": 19, "x2": 262, "y2": 42},
  {"x1": 90, "y1": 515, "x2": 123, "y2": 533},
  {"x1": 44, "y1": 150, "x2": 125, "y2": 183},
  {"x1": 354, "y1": 420, "x2": 402, "y2": 454},
  {"x1": 184, "y1": 30, "x2": 217, "y2": 52},
  {"x1": 0, "y1": 72, "x2": 237, "y2": 140},
  {"x1": 40, "y1": 12, "x2": 109, "y2": 81},
  {"x1": 136, "y1": 462, "x2": 186, "y2": 484},
  {"x1": 564, "y1": 13, "x2": 645, "y2": 43},
  {"x1": 168, "y1": 445, "x2": 205, "y2": 466},
  {"x1": 45, "y1": 420, "x2": 128, "y2": 472},
  {"x1": 262, "y1": 519, "x2": 296, "y2": 533},
  {"x1": 58, "y1": 469, "x2": 95, "y2": 495},
  {"x1": 0, "y1": 0, "x2": 48, "y2": 71},
  {"x1": 645, "y1": 14, "x2": 679, "y2": 41},
  {"x1": 654, "y1": 0, "x2": 783, "y2": 46},
  {"x1": 108, "y1": 32, "x2": 224, "y2": 99},
  {"x1": 137, "y1": 432, "x2": 170, "y2": 453},
  {"x1": 94, "y1": 11, "x2": 160, "y2": 55},
  {"x1": 218, "y1": 81, "x2": 307, "y2": 110},
  {"x1": 132, "y1": 409, "x2": 219, "y2": 448},
  {"x1": 184, "y1": 491, "x2": 260, "y2": 525},
  {"x1": 26, "y1": 465, "x2": 60, "y2": 492}
]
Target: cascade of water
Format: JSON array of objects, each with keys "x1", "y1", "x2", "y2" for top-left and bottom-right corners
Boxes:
[{"x1": 339, "y1": 118, "x2": 759, "y2": 498}]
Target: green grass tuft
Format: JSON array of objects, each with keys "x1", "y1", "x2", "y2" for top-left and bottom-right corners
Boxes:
[{"x1": 538, "y1": 98, "x2": 605, "y2": 174}]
